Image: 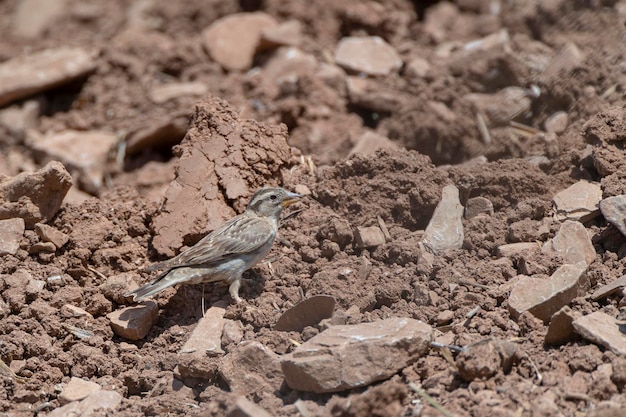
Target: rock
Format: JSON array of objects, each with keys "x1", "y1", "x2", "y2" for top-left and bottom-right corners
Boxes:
[
  {"x1": 0, "y1": 47, "x2": 97, "y2": 107},
  {"x1": 12, "y1": 0, "x2": 66, "y2": 39},
  {"x1": 58, "y1": 377, "x2": 101, "y2": 405},
  {"x1": 591, "y1": 275, "x2": 626, "y2": 301},
  {"x1": 512, "y1": 216, "x2": 552, "y2": 246},
  {"x1": 227, "y1": 397, "x2": 273, "y2": 417},
  {"x1": 573, "y1": 312, "x2": 626, "y2": 356},
  {"x1": 335, "y1": 36, "x2": 402, "y2": 76},
  {"x1": 221, "y1": 320, "x2": 244, "y2": 348},
  {"x1": 423, "y1": 2, "x2": 459, "y2": 43},
  {"x1": 106, "y1": 301, "x2": 158, "y2": 341},
  {"x1": 63, "y1": 186, "x2": 92, "y2": 206},
  {"x1": 553, "y1": 180, "x2": 602, "y2": 222},
  {"x1": 151, "y1": 97, "x2": 294, "y2": 256},
  {"x1": 465, "y1": 87, "x2": 534, "y2": 127},
  {"x1": 46, "y1": 274, "x2": 64, "y2": 287},
  {"x1": 26, "y1": 130, "x2": 118, "y2": 194},
  {"x1": 25, "y1": 279, "x2": 45, "y2": 300},
  {"x1": 349, "y1": 130, "x2": 400, "y2": 157},
  {"x1": 261, "y1": 20, "x2": 303, "y2": 48},
  {"x1": 124, "y1": 116, "x2": 188, "y2": 156},
  {"x1": 435, "y1": 310, "x2": 454, "y2": 326},
  {"x1": 260, "y1": 47, "x2": 317, "y2": 98},
  {"x1": 377, "y1": 216, "x2": 392, "y2": 242},
  {"x1": 544, "y1": 111, "x2": 569, "y2": 134},
  {"x1": 422, "y1": 185, "x2": 464, "y2": 254},
  {"x1": 464, "y1": 196, "x2": 494, "y2": 219},
  {"x1": 202, "y1": 12, "x2": 277, "y2": 71},
  {"x1": 532, "y1": 391, "x2": 562, "y2": 417},
  {"x1": 462, "y1": 29, "x2": 510, "y2": 54},
  {"x1": 456, "y1": 339, "x2": 518, "y2": 381},
  {"x1": 0, "y1": 161, "x2": 72, "y2": 228},
  {"x1": 354, "y1": 225, "x2": 386, "y2": 249},
  {"x1": 600, "y1": 195, "x2": 626, "y2": 238},
  {"x1": 219, "y1": 341, "x2": 283, "y2": 395},
  {"x1": 60, "y1": 304, "x2": 94, "y2": 319},
  {"x1": 496, "y1": 242, "x2": 538, "y2": 258},
  {"x1": 316, "y1": 63, "x2": 346, "y2": 92},
  {"x1": 281, "y1": 317, "x2": 432, "y2": 393},
  {"x1": 48, "y1": 390, "x2": 122, "y2": 417},
  {"x1": 148, "y1": 81, "x2": 208, "y2": 104},
  {"x1": 274, "y1": 295, "x2": 336, "y2": 332},
  {"x1": 508, "y1": 263, "x2": 588, "y2": 322},
  {"x1": 405, "y1": 56, "x2": 431, "y2": 78},
  {"x1": 346, "y1": 76, "x2": 405, "y2": 113},
  {"x1": 34, "y1": 223, "x2": 69, "y2": 249},
  {"x1": 541, "y1": 42, "x2": 584, "y2": 82},
  {"x1": 294, "y1": 184, "x2": 311, "y2": 197},
  {"x1": 5, "y1": 269, "x2": 32, "y2": 289},
  {"x1": 178, "y1": 303, "x2": 227, "y2": 379},
  {"x1": 29, "y1": 241, "x2": 56, "y2": 254},
  {"x1": 587, "y1": 403, "x2": 626, "y2": 417},
  {"x1": 545, "y1": 306, "x2": 581, "y2": 345},
  {"x1": 546, "y1": 220, "x2": 596, "y2": 265},
  {"x1": 0, "y1": 100, "x2": 40, "y2": 143},
  {"x1": 99, "y1": 273, "x2": 139, "y2": 304},
  {"x1": 0, "y1": 218, "x2": 25, "y2": 256}
]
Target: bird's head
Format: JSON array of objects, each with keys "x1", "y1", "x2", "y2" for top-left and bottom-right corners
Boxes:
[{"x1": 247, "y1": 187, "x2": 301, "y2": 217}]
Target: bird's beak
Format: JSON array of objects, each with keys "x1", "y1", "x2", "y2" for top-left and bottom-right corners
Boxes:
[{"x1": 281, "y1": 191, "x2": 302, "y2": 207}]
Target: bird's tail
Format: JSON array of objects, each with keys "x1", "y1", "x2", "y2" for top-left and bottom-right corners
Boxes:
[
  {"x1": 125, "y1": 266, "x2": 218, "y2": 302},
  {"x1": 125, "y1": 272, "x2": 176, "y2": 302},
  {"x1": 144, "y1": 260, "x2": 172, "y2": 272}
]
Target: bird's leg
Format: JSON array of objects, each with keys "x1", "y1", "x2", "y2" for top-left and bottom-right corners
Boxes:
[{"x1": 229, "y1": 278, "x2": 243, "y2": 304}]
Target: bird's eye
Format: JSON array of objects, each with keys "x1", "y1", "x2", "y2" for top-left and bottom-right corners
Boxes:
[{"x1": 270, "y1": 194, "x2": 277, "y2": 200}]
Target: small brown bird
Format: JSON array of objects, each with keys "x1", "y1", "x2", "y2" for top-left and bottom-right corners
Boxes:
[{"x1": 126, "y1": 187, "x2": 301, "y2": 303}]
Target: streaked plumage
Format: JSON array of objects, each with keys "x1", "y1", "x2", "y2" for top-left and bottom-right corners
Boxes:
[{"x1": 126, "y1": 187, "x2": 301, "y2": 303}]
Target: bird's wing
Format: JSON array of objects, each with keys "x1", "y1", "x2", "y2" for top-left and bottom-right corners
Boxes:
[{"x1": 150, "y1": 214, "x2": 275, "y2": 270}]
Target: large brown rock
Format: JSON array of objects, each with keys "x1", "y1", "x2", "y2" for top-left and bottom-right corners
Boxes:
[
  {"x1": 106, "y1": 301, "x2": 158, "y2": 341},
  {"x1": 0, "y1": 47, "x2": 96, "y2": 107},
  {"x1": 178, "y1": 304, "x2": 227, "y2": 379},
  {"x1": 281, "y1": 317, "x2": 432, "y2": 393},
  {"x1": 151, "y1": 96, "x2": 295, "y2": 256},
  {"x1": 573, "y1": 312, "x2": 626, "y2": 356},
  {"x1": 0, "y1": 161, "x2": 72, "y2": 228},
  {"x1": 219, "y1": 341, "x2": 283, "y2": 396},
  {"x1": 508, "y1": 263, "x2": 589, "y2": 322},
  {"x1": 545, "y1": 220, "x2": 596, "y2": 266},
  {"x1": 26, "y1": 130, "x2": 118, "y2": 194},
  {"x1": 202, "y1": 12, "x2": 277, "y2": 71},
  {"x1": 48, "y1": 390, "x2": 122, "y2": 417}
]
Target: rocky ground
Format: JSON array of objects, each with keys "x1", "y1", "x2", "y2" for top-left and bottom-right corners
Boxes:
[{"x1": 1, "y1": 0, "x2": 626, "y2": 416}]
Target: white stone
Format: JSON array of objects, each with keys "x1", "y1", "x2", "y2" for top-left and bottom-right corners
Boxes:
[
  {"x1": 178, "y1": 304, "x2": 227, "y2": 379},
  {"x1": 0, "y1": 218, "x2": 25, "y2": 256},
  {"x1": 600, "y1": 195, "x2": 626, "y2": 237},
  {"x1": 281, "y1": 318, "x2": 432, "y2": 393},
  {"x1": 573, "y1": 312, "x2": 626, "y2": 356},
  {"x1": 422, "y1": 185, "x2": 464, "y2": 253},
  {"x1": 508, "y1": 263, "x2": 588, "y2": 322},
  {"x1": 335, "y1": 36, "x2": 402, "y2": 76},
  {"x1": 553, "y1": 180, "x2": 602, "y2": 222}
]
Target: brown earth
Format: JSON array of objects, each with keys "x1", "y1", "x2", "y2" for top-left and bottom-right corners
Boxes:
[{"x1": 1, "y1": 1, "x2": 626, "y2": 416}]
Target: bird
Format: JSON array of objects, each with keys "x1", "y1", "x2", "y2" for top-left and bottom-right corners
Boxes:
[{"x1": 126, "y1": 187, "x2": 301, "y2": 304}]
